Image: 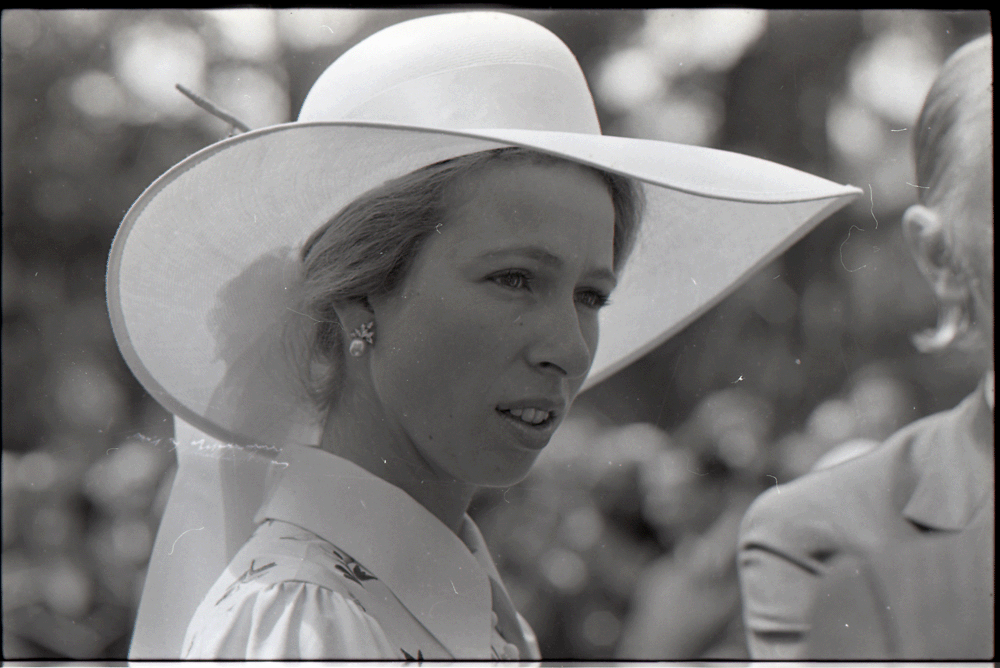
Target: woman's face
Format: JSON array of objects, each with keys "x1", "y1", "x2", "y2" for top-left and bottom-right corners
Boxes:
[{"x1": 369, "y1": 160, "x2": 617, "y2": 487}]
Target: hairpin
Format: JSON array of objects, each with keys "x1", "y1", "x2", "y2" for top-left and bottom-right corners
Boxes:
[{"x1": 175, "y1": 83, "x2": 252, "y2": 136}]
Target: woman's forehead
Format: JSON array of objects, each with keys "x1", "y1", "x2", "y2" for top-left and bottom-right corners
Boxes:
[
  {"x1": 446, "y1": 158, "x2": 609, "y2": 209},
  {"x1": 432, "y1": 161, "x2": 616, "y2": 266},
  {"x1": 446, "y1": 163, "x2": 613, "y2": 233}
]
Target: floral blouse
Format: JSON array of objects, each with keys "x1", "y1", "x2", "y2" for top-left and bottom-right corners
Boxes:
[{"x1": 181, "y1": 445, "x2": 539, "y2": 660}]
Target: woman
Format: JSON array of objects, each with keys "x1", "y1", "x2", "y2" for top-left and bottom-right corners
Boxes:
[{"x1": 109, "y1": 11, "x2": 860, "y2": 660}]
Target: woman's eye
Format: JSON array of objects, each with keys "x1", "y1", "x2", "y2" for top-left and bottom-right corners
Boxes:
[
  {"x1": 490, "y1": 270, "x2": 531, "y2": 290},
  {"x1": 576, "y1": 289, "x2": 610, "y2": 309}
]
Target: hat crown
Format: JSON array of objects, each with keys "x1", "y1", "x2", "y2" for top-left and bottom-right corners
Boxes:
[{"x1": 298, "y1": 12, "x2": 601, "y2": 134}]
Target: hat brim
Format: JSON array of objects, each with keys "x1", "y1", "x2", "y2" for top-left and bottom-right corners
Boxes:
[{"x1": 107, "y1": 121, "x2": 861, "y2": 447}]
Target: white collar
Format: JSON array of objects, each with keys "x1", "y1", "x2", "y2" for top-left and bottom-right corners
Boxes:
[
  {"x1": 254, "y1": 444, "x2": 494, "y2": 658},
  {"x1": 984, "y1": 370, "x2": 994, "y2": 411}
]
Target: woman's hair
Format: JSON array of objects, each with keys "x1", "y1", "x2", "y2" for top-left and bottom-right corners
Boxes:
[{"x1": 295, "y1": 147, "x2": 645, "y2": 410}]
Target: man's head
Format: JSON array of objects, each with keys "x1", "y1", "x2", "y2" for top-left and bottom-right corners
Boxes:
[{"x1": 903, "y1": 34, "x2": 993, "y2": 370}]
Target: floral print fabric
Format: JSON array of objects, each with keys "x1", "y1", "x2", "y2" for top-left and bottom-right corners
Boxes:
[
  {"x1": 182, "y1": 519, "x2": 525, "y2": 660},
  {"x1": 181, "y1": 446, "x2": 539, "y2": 660}
]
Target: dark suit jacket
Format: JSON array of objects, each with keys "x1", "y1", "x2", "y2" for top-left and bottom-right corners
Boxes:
[{"x1": 737, "y1": 386, "x2": 994, "y2": 660}]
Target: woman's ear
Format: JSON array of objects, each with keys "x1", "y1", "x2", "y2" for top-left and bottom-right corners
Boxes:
[
  {"x1": 330, "y1": 296, "x2": 375, "y2": 337},
  {"x1": 902, "y1": 204, "x2": 970, "y2": 303}
]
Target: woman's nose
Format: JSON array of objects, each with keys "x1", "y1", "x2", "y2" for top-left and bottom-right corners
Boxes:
[{"x1": 526, "y1": 302, "x2": 594, "y2": 380}]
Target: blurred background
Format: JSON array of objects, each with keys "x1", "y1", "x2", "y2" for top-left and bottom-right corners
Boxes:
[{"x1": 1, "y1": 9, "x2": 991, "y2": 660}]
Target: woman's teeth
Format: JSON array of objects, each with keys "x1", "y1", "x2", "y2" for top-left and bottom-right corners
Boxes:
[{"x1": 505, "y1": 407, "x2": 551, "y2": 425}]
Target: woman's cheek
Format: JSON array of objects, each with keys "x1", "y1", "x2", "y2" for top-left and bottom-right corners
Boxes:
[{"x1": 581, "y1": 308, "x2": 600, "y2": 354}]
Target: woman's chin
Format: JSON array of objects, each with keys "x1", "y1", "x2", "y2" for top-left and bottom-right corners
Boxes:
[{"x1": 466, "y1": 451, "x2": 543, "y2": 489}]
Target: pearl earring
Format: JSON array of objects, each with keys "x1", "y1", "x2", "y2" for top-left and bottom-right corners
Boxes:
[{"x1": 349, "y1": 321, "x2": 375, "y2": 357}]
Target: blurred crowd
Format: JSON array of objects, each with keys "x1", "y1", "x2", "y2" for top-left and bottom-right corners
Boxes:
[
  {"x1": 471, "y1": 358, "x2": 936, "y2": 658},
  {"x1": 1, "y1": 9, "x2": 989, "y2": 660},
  {"x1": 2, "y1": 438, "x2": 174, "y2": 657}
]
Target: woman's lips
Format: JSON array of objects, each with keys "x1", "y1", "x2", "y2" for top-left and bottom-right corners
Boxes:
[
  {"x1": 500, "y1": 406, "x2": 552, "y2": 425},
  {"x1": 495, "y1": 401, "x2": 561, "y2": 450}
]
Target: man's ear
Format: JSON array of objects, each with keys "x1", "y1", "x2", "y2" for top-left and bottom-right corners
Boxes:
[{"x1": 901, "y1": 204, "x2": 969, "y2": 303}]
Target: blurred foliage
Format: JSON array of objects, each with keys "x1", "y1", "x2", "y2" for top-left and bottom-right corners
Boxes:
[{"x1": 1, "y1": 8, "x2": 990, "y2": 660}]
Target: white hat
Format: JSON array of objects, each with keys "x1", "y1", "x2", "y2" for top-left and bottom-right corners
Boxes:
[{"x1": 107, "y1": 11, "x2": 861, "y2": 449}]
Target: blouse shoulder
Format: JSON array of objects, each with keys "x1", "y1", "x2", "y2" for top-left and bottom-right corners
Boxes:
[
  {"x1": 183, "y1": 575, "x2": 395, "y2": 659},
  {"x1": 181, "y1": 520, "x2": 397, "y2": 660}
]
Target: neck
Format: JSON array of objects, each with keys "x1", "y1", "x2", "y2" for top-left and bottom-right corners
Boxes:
[{"x1": 318, "y1": 383, "x2": 477, "y2": 533}]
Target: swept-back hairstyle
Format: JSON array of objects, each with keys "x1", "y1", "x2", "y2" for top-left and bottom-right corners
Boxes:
[
  {"x1": 295, "y1": 147, "x2": 645, "y2": 410},
  {"x1": 913, "y1": 34, "x2": 992, "y2": 210},
  {"x1": 910, "y1": 34, "x2": 993, "y2": 354}
]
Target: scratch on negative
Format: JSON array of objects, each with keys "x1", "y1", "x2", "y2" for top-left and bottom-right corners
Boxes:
[
  {"x1": 839, "y1": 224, "x2": 868, "y2": 272},
  {"x1": 285, "y1": 306, "x2": 323, "y2": 323},
  {"x1": 450, "y1": 580, "x2": 459, "y2": 595},
  {"x1": 868, "y1": 184, "x2": 878, "y2": 230},
  {"x1": 169, "y1": 526, "x2": 206, "y2": 555}
]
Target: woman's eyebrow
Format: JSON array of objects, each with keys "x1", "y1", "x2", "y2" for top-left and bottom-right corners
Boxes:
[
  {"x1": 474, "y1": 246, "x2": 616, "y2": 286},
  {"x1": 586, "y1": 267, "x2": 618, "y2": 288},
  {"x1": 475, "y1": 246, "x2": 562, "y2": 266}
]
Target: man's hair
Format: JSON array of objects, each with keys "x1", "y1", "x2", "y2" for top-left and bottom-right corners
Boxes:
[
  {"x1": 913, "y1": 34, "x2": 992, "y2": 211},
  {"x1": 911, "y1": 34, "x2": 993, "y2": 355}
]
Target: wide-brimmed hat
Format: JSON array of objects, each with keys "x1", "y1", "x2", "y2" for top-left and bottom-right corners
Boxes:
[{"x1": 107, "y1": 11, "x2": 861, "y2": 448}]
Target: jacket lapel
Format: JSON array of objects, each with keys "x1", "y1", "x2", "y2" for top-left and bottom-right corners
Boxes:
[{"x1": 902, "y1": 384, "x2": 994, "y2": 531}]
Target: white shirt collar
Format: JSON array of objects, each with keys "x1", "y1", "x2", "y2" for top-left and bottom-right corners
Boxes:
[
  {"x1": 984, "y1": 370, "x2": 994, "y2": 411},
  {"x1": 254, "y1": 444, "x2": 494, "y2": 658}
]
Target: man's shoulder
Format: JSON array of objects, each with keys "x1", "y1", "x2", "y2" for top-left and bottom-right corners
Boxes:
[
  {"x1": 741, "y1": 406, "x2": 958, "y2": 547},
  {"x1": 746, "y1": 440, "x2": 891, "y2": 525},
  {"x1": 765, "y1": 404, "x2": 960, "y2": 510}
]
